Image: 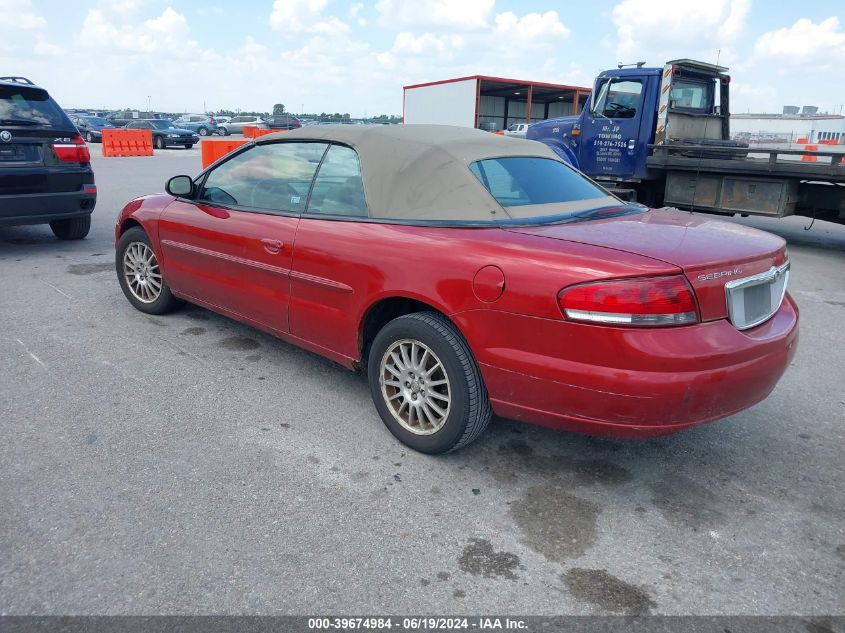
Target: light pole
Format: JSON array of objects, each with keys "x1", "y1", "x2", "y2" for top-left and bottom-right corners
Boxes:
[{"x1": 147, "y1": 95, "x2": 151, "y2": 113}]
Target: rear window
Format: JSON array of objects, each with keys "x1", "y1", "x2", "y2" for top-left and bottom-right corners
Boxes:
[
  {"x1": 669, "y1": 79, "x2": 714, "y2": 112},
  {"x1": 0, "y1": 85, "x2": 68, "y2": 126},
  {"x1": 469, "y1": 157, "x2": 610, "y2": 207}
]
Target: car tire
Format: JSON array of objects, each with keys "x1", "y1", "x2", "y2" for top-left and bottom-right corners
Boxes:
[
  {"x1": 116, "y1": 227, "x2": 183, "y2": 315},
  {"x1": 198, "y1": 127, "x2": 209, "y2": 136},
  {"x1": 219, "y1": 127, "x2": 228, "y2": 136},
  {"x1": 155, "y1": 135, "x2": 165, "y2": 150},
  {"x1": 367, "y1": 311, "x2": 492, "y2": 454},
  {"x1": 184, "y1": 144, "x2": 194, "y2": 149},
  {"x1": 85, "y1": 131, "x2": 94, "y2": 143},
  {"x1": 49, "y1": 215, "x2": 91, "y2": 240}
]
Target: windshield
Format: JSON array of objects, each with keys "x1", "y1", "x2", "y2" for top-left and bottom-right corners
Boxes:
[
  {"x1": 82, "y1": 116, "x2": 110, "y2": 126},
  {"x1": 151, "y1": 120, "x2": 174, "y2": 129},
  {"x1": 469, "y1": 157, "x2": 621, "y2": 222},
  {"x1": 0, "y1": 85, "x2": 68, "y2": 126}
]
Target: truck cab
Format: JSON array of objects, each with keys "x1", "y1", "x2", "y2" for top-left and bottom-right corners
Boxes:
[{"x1": 528, "y1": 59, "x2": 732, "y2": 186}]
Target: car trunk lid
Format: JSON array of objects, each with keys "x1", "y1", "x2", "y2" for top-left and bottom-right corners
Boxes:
[{"x1": 504, "y1": 207, "x2": 787, "y2": 322}]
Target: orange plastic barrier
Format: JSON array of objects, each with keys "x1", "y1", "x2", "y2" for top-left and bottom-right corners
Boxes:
[
  {"x1": 243, "y1": 126, "x2": 279, "y2": 139},
  {"x1": 818, "y1": 139, "x2": 838, "y2": 145},
  {"x1": 801, "y1": 144, "x2": 818, "y2": 162},
  {"x1": 795, "y1": 137, "x2": 808, "y2": 144},
  {"x1": 201, "y1": 138, "x2": 249, "y2": 168},
  {"x1": 101, "y1": 129, "x2": 153, "y2": 157}
]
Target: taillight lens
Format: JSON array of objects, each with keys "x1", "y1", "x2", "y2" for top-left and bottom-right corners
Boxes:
[
  {"x1": 53, "y1": 134, "x2": 90, "y2": 163},
  {"x1": 558, "y1": 275, "x2": 698, "y2": 327}
]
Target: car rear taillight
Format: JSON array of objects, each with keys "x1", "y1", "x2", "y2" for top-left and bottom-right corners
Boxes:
[
  {"x1": 52, "y1": 134, "x2": 90, "y2": 163},
  {"x1": 558, "y1": 275, "x2": 698, "y2": 327}
]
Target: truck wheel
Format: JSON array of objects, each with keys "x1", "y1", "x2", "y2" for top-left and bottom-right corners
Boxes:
[
  {"x1": 116, "y1": 227, "x2": 182, "y2": 315},
  {"x1": 50, "y1": 215, "x2": 91, "y2": 240},
  {"x1": 367, "y1": 312, "x2": 492, "y2": 454}
]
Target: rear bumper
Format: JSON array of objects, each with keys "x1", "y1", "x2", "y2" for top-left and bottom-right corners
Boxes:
[
  {"x1": 0, "y1": 188, "x2": 97, "y2": 226},
  {"x1": 455, "y1": 295, "x2": 799, "y2": 438}
]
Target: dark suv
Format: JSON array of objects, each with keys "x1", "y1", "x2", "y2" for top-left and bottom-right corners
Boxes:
[
  {"x1": 265, "y1": 114, "x2": 302, "y2": 130},
  {"x1": 0, "y1": 77, "x2": 96, "y2": 239}
]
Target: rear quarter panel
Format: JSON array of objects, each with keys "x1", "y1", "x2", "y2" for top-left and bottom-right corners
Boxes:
[{"x1": 289, "y1": 219, "x2": 680, "y2": 361}]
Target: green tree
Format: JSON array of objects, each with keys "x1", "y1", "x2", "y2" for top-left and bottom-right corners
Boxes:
[{"x1": 273, "y1": 103, "x2": 285, "y2": 115}]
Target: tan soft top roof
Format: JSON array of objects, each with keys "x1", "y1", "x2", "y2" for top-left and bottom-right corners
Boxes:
[{"x1": 256, "y1": 124, "x2": 613, "y2": 221}]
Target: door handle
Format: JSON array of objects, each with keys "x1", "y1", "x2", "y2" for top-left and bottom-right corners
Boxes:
[{"x1": 261, "y1": 238, "x2": 283, "y2": 254}]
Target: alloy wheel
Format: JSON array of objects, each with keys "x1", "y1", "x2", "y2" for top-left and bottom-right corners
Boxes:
[
  {"x1": 380, "y1": 339, "x2": 451, "y2": 435},
  {"x1": 122, "y1": 241, "x2": 162, "y2": 304}
]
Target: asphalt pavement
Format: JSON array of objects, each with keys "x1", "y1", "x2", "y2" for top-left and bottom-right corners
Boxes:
[{"x1": 1, "y1": 141, "x2": 843, "y2": 615}]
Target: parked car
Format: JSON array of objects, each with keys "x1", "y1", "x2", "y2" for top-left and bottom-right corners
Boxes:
[
  {"x1": 505, "y1": 123, "x2": 528, "y2": 138},
  {"x1": 71, "y1": 115, "x2": 116, "y2": 143},
  {"x1": 124, "y1": 119, "x2": 199, "y2": 149},
  {"x1": 114, "y1": 125, "x2": 797, "y2": 453},
  {"x1": 215, "y1": 116, "x2": 231, "y2": 126},
  {"x1": 0, "y1": 76, "x2": 95, "y2": 239},
  {"x1": 217, "y1": 115, "x2": 268, "y2": 136},
  {"x1": 172, "y1": 114, "x2": 218, "y2": 136},
  {"x1": 106, "y1": 110, "x2": 167, "y2": 127},
  {"x1": 265, "y1": 114, "x2": 301, "y2": 130}
]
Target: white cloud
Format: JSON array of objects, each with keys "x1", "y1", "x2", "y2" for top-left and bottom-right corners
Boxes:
[
  {"x1": 108, "y1": 0, "x2": 146, "y2": 14},
  {"x1": 75, "y1": 7, "x2": 212, "y2": 60},
  {"x1": 376, "y1": 32, "x2": 466, "y2": 68},
  {"x1": 5, "y1": 0, "x2": 47, "y2": 29},
  {"x1": 494, "y1": 10, "x2": 570, "y2": 41},
  {"x1": 33, "y1": 34, "x2": 65, "y2": 57},
  {"x1": 270, "y1": 0, "x2": 349, "y2": 34},
  {"x1": 375, "y1": 0, "x2": 494, "y2": 30},
  {"x1": 749, "y1": 17, "x2": 845, "y2": 69},
  {"x1": 612, "y1": 0, "x2": 750, "y2": 65}
]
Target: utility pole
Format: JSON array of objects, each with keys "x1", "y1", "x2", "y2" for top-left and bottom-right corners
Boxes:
[{"x1": 147, "y1": 95, "x2": 151, "y2": 112}]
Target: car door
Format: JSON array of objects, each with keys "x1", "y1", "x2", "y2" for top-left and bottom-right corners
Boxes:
[
  {"x1": 577, "y1": 76, "x2": 646, "y2": 180},
  {"x1": 158, "y1": 141, "x2": 329, "y2": 333},
  {"x1": 289, "y1": 143, "x2": 369, "y2": 358}
]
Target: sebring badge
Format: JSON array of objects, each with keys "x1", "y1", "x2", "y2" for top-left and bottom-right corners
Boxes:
[
  {"x1": 0, "y1": 130, "x2": 12, "y2": 142},
  {"x1": 698, "y1": 268, "x2": 743, "y2": 282}
]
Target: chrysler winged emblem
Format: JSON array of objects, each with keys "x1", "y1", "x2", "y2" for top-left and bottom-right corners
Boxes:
[{"x1": 0, "y1": 130, "x2": 12, "y2": 142}]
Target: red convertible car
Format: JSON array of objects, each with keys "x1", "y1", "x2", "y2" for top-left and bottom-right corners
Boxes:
[{"x1": 115, "y1": 125, "x2": 798, "y2": 453}]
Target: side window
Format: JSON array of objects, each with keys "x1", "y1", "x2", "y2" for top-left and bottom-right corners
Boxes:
[
  {"x1": 306, "y1": 145, "x2": 368, "y2": 217},
  {"x1": 591, "y1": 79, "x2": 642, "y2": 119},
  {"x1": 199, "y1": 142, "x2": 328, "y2": 214}
]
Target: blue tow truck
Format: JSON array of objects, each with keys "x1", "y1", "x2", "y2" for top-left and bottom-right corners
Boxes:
[{"x1": 528, "y1": 59, "x2": 845, "y2": 225}]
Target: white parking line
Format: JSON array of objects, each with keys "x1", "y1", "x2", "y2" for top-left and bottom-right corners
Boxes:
[
  {"x1": 15, "y1": 338, "x2": 46, "y2": 369},
  {"x1": 42, "y1": 280, "x2": 72, "y2": 299}
]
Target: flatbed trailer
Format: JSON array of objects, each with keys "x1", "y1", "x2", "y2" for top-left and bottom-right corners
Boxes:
[{"x1": 646, "y1": 145, "x2": 845, "y2": 220}]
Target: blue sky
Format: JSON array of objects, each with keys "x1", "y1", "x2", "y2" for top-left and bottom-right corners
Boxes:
[{"x1": 3, "y1": 0, "x2": 843, "y2": 116}]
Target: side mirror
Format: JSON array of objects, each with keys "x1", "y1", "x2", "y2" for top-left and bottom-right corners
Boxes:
[{"x1": 166, "y1": 175, "x2": 194, "y2": 197}]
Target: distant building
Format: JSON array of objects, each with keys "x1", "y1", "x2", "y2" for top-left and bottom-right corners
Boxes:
[
  {"x1": 403, "y1": 75, "x2": 591, "y2": 132},
  {"x1": 731, "y1": 107, "x2": 845, "y2": 144}
]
